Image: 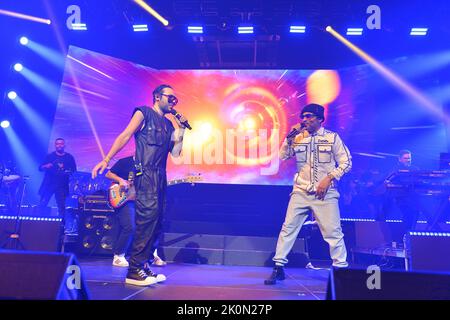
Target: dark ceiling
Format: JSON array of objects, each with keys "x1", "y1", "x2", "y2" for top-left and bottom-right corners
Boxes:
[{"x1": 1, "y1": 0, "x2": 449, "y2": 70}]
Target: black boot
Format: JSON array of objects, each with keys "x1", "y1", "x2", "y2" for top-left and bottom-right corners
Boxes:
[{"x1": 264, "y1": 266, "x2": 285, "y2": 285}]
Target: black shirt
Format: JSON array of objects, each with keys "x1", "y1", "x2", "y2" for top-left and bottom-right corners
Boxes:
[
  {"x1": 133, "y1": 106, "x2": 175, "y2": 172},
  {"x1": 109, "y1": 156, "x2": 136, "y2": 181},
  {"x1": 39, "y1": 152, "x2": 77, "y2": 194}
]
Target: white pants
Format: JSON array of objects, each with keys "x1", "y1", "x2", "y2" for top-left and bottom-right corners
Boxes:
[{"x1": 273, "y1": 189, "x2": 348, "y2": 267}]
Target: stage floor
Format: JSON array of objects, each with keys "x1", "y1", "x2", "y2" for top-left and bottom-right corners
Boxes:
[{"x1": 79, "y1": 257, "x2": 329, "y2": 300}]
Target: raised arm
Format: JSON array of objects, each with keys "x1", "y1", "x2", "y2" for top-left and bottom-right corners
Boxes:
[{"x1": 91, "y1": 111, "x2": 144, "y2": 178}]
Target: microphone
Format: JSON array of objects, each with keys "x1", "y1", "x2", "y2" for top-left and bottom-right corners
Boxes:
[
  {"x1": 286, "y1": 122, "x2": 305, "y2": 140},
  {"x1": 286, "y1": 128, "x2": 299, "y2": 140},
  {"x1": 171, "y1": 109, "x2": 192, "y2": 130}
]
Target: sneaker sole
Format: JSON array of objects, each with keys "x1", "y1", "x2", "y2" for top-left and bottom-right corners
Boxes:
[
  {"x1": 125, "y1": 277, "x2": 158, "y2": 286},
  {"x1": 113, "y1": 263, "x2": 129, "y2": 267}
]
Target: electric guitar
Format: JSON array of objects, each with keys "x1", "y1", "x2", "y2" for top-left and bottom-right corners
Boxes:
[{"x1": 108, "y1": 174, "x2": 202, "y2": 209}]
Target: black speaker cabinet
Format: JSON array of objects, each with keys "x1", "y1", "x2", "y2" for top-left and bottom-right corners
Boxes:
[
  {"x1": 327, "y1": 267, "x2": 450, "y2": 300},
  {"x1": 77, "y1": 212, "x2": 119, "y2": 256},
  {"x1": 0, "y1": 250, "x2": 90, "y2": 299},
  {"x1": 0, "y1": 216, "x2": 63, "y2": 251}
]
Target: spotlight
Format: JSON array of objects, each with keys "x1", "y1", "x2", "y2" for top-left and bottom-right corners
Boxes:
[
  {"x1": 326, "y1": 26, "x2": 332, "y2": 32},
  {"x1": 1, "y1": 120, "x2": 10, "y2": 129},
  {"x1": 19, "y1": 36, "x2": 29, "y2": 45},
  {"x1": 238, "y1": 26, "x2": 254, "y2": 34},
  {"x1": 0, "y1": 9, "x2": 51, "y2": 25},
  {"x1": 7, "y1": 91, "x2": 17, "y2": 100},
  {"x1": 71, "y1": 23, "x2": 87, "y2": 30},
  {"x1": 410, "y1": 28, "x2": 428, "y2": 36},
  {"x1": 188, "y1": 26, "x2": 203, "y2": 34},
  {"x1": 347, "y1": 28, "x2": 363, "y2": 36},
  {"x1": 13, "y1": 63, "x2": 23, "y2": 72},
  {"x1": 133, "y1": 24, "x2": 148, "y2": 32},
  {"x1": 290, "y1": 26, "x2": 306, "y2": 33},
  {"x1": 133, "y1": 0, "x2": 169, "y2": 26}
]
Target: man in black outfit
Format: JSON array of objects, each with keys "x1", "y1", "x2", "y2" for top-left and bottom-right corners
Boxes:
[
  {"x1": 92, "y1": 84, "x2": 186, "y2": 286},
  {"x1": 39, "y1": 138, "x2": 77, "y2": 233}
]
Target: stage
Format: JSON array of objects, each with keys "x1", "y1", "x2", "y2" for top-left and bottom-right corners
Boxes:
[{"x1": 79, "y1": 258, "x2": 329, "y2": 300}]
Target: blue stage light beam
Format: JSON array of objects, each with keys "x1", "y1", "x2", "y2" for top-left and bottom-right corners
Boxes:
[
  {"x1": 392, "y1": 50, "x2": 450, "y2": 80},
  {"x1": 3, "y1": 126, "x2": 41, "y2": 200},
  {"x1": 12, "y1": 96, "x2": 50, "y2": 145},
  {"x1": 426, "y1": 83, "x2": 450, "y2": 105},
  {"x1": 19, "y1": 67, "x2": 60, "y2": 101},
  {"x1": 25, "y1": 39, "x2": 66, "y2": 70},
  {"x1": 326, "y1": 26, "x2": 449, "y2": 123}
]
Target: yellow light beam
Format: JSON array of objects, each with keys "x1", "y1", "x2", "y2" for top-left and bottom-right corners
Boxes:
[
  {"x1": 133, "y1": 0, "x2": 169, "y2": 26},
  {"x1": 326, "y1": 26, "x2": 449, "y2": 123},
  {"x1": 0, "y1": 8, "x2": 51, "y2": 24}
]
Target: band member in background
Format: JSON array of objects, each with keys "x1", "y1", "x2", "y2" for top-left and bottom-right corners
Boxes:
[
  {"x1": 39, "y1": 138, "x2": 77, "y2": 234},
  {"x1": 0, "y1": 159, "x2": 21, "y2": 214},
  {"x1": 265, "y1": 104, "x2": 352, "y2": 285},
  {"x1": 383, "y1": 149, "x2": 421, "y2": 244},
  {"x1": 105, "y1": 155, "x2": 167, "y2": 268},
  {"x1": 92, "y1": 84, "x2": 186, "y2": 286}
]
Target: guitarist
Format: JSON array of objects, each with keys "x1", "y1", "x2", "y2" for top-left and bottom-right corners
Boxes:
[
  {"x1": 92, "y1": 84, "x2": 187, "y2": 286},
  {"x1": 106, "y1": 155, "x2": 167, "y2": 268}
]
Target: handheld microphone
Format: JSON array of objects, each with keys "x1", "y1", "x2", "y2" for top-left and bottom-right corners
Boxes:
[
  {"x1": 286, "y1": 122, "x2": 305, "y2": 140},
  {"x1": 171, "y1": 109, "x2": 192, "y2": 130},
  {"x1": 286, "y1": 128, "x2": 299, "y2": 140}
]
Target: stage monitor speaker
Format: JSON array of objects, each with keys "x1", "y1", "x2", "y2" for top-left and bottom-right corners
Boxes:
[
  {"x1": 0, "y1": 216, "x2": 62, "y2": 251},
  {"x1": 407, "y1": 232, "x2": 450, "y2": 272},
  {"x1": 0, "y1": 250, "x2": 90, "y2": 300},
  {"x1": 326, "y1": 267, "x2": 450, "y2": 300}
]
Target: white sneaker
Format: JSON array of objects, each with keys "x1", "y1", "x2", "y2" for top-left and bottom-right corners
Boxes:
[
  {"x1": 144, "y1": 263, "x2": 166, "y2": 283},
  {"x1": 152, "y1": 255, "x2": 167, "y2": 266},
  {"x1": 113, "y1": 255, "x2": 129, "y2": 267},
  {"x1": 306, "y1": 262, "x2": 329, "y2": 270},
  {"x1": 150, "y1": 271, "x2": 166, "y2": 283}
]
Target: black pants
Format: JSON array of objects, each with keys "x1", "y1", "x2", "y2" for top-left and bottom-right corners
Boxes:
[
  {"x1": 114, "y1": 202, "x2": 135, "y2": 255},
  {"x1": 39, "y1": 187, "x2": 67, "y2": 217},
  {"x1": 128, "y1": 169, "x2": 166, "y2": 270},
  {"x1": 396, "y1": 196, "x2": 420, "y2": 234}
]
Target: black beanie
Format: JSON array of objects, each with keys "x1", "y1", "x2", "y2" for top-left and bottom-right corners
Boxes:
[{"x1": 301, "y1": 103, "x2": 325, "y2": 120}]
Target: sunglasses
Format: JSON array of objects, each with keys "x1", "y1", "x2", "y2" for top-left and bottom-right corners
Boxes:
[
  {"x1": 300, "y1": 113, "x2": 317, "y2": 120},
  {"x1": 161, "y1": 93, "x2": 178, "y2": 106}
]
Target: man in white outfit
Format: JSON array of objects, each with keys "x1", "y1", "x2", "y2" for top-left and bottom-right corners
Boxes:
[{"x1": 265, "y1": 103, "x2": 352, "y2": 285}]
